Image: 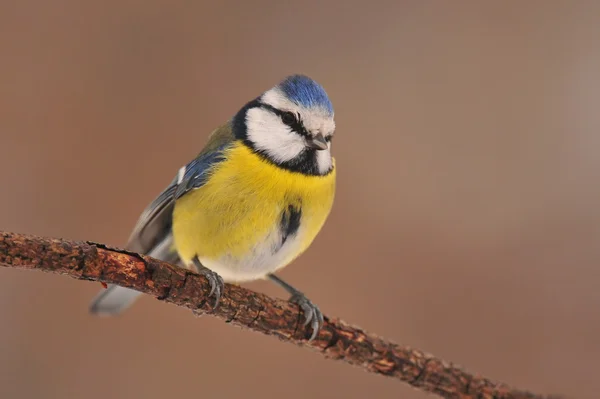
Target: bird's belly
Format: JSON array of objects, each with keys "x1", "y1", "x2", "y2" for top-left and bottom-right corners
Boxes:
[
  {"x1": 171, "y1": 143, "x2": 335, "y2": 283},
  {"x1": 173, "y1": 193, "x2": 315, "y2": 282},
  {"x1": 198, "y1": 226, "x2": 306, "y2": 282}
]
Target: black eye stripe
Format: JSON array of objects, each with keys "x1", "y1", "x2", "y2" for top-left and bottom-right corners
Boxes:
[{"x1": 258, "y1": 103, "x2": 309, "y2": 137}]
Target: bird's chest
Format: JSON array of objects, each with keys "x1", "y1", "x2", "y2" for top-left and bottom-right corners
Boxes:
[{"x1": 172, "y1": 144, "x2": 335, "y2": 282}]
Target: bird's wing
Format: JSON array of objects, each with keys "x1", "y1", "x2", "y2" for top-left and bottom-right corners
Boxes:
[{"x1": 125, "y1": 122, "x2": 235, "y2": 255}]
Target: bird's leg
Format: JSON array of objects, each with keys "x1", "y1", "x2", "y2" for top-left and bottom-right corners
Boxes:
[
  {"x1": 192, "y1": 257, "x2": 224, "y2": 309},
  {"x1": 268, "y1": 274, "x2": 324, "y2": 341}
]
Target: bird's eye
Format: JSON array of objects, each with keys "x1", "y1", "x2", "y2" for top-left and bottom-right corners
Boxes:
[{"x1": 281, "y1": 111, "x2": 297, "y2": 126}]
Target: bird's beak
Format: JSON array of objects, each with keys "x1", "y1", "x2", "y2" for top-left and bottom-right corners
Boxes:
[{"x1": 307, "y1": 133, "x2": 328, "y2": 151}]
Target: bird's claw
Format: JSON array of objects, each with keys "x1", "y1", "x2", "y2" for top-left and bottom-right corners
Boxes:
[
  {"x1": 290, "y1": 293, "x2": 324, "y2": 341},
  {"x1": 198, "y1": 268, "x2": 224, "y2": 310}
]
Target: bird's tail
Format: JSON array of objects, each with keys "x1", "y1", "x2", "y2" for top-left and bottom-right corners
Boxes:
[{"x1": 89, "y1": 285, "x2": 143, "y2": 315}]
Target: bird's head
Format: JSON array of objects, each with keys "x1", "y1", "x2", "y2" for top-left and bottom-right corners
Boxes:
[{"x1": 233, "y1": 75, "x2": 335, "y2": 176}]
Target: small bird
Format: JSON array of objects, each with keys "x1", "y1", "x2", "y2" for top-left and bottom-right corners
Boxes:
[{"x1": 90, "y1": 75, "x2": 336, "y2": 340}]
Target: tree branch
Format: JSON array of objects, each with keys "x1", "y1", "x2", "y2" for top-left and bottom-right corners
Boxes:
[{"x1": 0, "y1": 231, "x2": 557, "y2": 399}]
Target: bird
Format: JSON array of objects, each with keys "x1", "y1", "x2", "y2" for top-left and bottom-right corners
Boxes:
[{"x1": 90, "y1": 74, "x2": 336, "y2": 340}]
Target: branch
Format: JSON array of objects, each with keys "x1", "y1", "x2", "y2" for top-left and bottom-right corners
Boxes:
[{"x1": 0, "y1": 231, "x2": 557, "y2": 399}]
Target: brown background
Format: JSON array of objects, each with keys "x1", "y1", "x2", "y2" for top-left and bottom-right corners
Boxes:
[{"x1": 1, "y1": 1, "x2": 599, "y2": 398}]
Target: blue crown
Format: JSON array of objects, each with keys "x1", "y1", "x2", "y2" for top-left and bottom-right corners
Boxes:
[{"x1": 278, "y1": 75, "x2": 333, "y2": 115}]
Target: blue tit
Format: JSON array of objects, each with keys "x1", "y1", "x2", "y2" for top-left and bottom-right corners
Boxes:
[{"x1": 90, "y1": 75, "x2": 336, "y2": 339}]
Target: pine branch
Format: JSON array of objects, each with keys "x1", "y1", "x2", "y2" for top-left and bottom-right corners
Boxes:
[{"x1": 0, "y1": 231, "x2": 558, "y2": 399}]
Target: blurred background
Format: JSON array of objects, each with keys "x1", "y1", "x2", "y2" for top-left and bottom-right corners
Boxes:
[{"x1": 1, "y1": 1, "x2": 599, "y2": 398}]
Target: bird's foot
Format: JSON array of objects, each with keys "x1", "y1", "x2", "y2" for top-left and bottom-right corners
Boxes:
[
  {"x1": 290, "y1": 292, "x2": 324, "y2": 341},
  {"x1": 193, "y1": 258, "x2": 224, "y2": 310}
]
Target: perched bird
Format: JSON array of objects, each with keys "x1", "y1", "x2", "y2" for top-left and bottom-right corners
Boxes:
[{"x1": 90, "y1": 75, "x2": 336, "y2": 339}]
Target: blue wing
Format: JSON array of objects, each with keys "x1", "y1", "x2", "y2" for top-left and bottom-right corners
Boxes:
[
  {"x1": 90, "y1": 124, "x2": 233, "y2": 315},
  {"x1": 126, "y1": 133, "x2": 232, "y2": 256},
  {"x1": 173, "y1": 148, "x2": 227, "y2": 199}
]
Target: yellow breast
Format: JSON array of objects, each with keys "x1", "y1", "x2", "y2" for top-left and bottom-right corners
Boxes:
[{"x1": 172, "y1": 141, "x2": 336, "y2": 282}]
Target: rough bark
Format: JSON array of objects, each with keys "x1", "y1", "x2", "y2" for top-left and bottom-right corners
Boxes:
[{"x1": 0, "y1": 231, "x2": 558, "y2": 399}]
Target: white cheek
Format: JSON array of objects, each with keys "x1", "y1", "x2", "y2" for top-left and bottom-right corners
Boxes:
[
  {"x1": 316, "y1": 144, "x2": 333, "y2": 174},
  {"x1": 246, "y1": 108, "x2": 305, "y2": 163}
]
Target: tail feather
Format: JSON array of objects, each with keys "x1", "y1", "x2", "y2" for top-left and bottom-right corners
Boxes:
[{"x1": 89, "y1": 285, "x2": 143, "y2": 315}]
